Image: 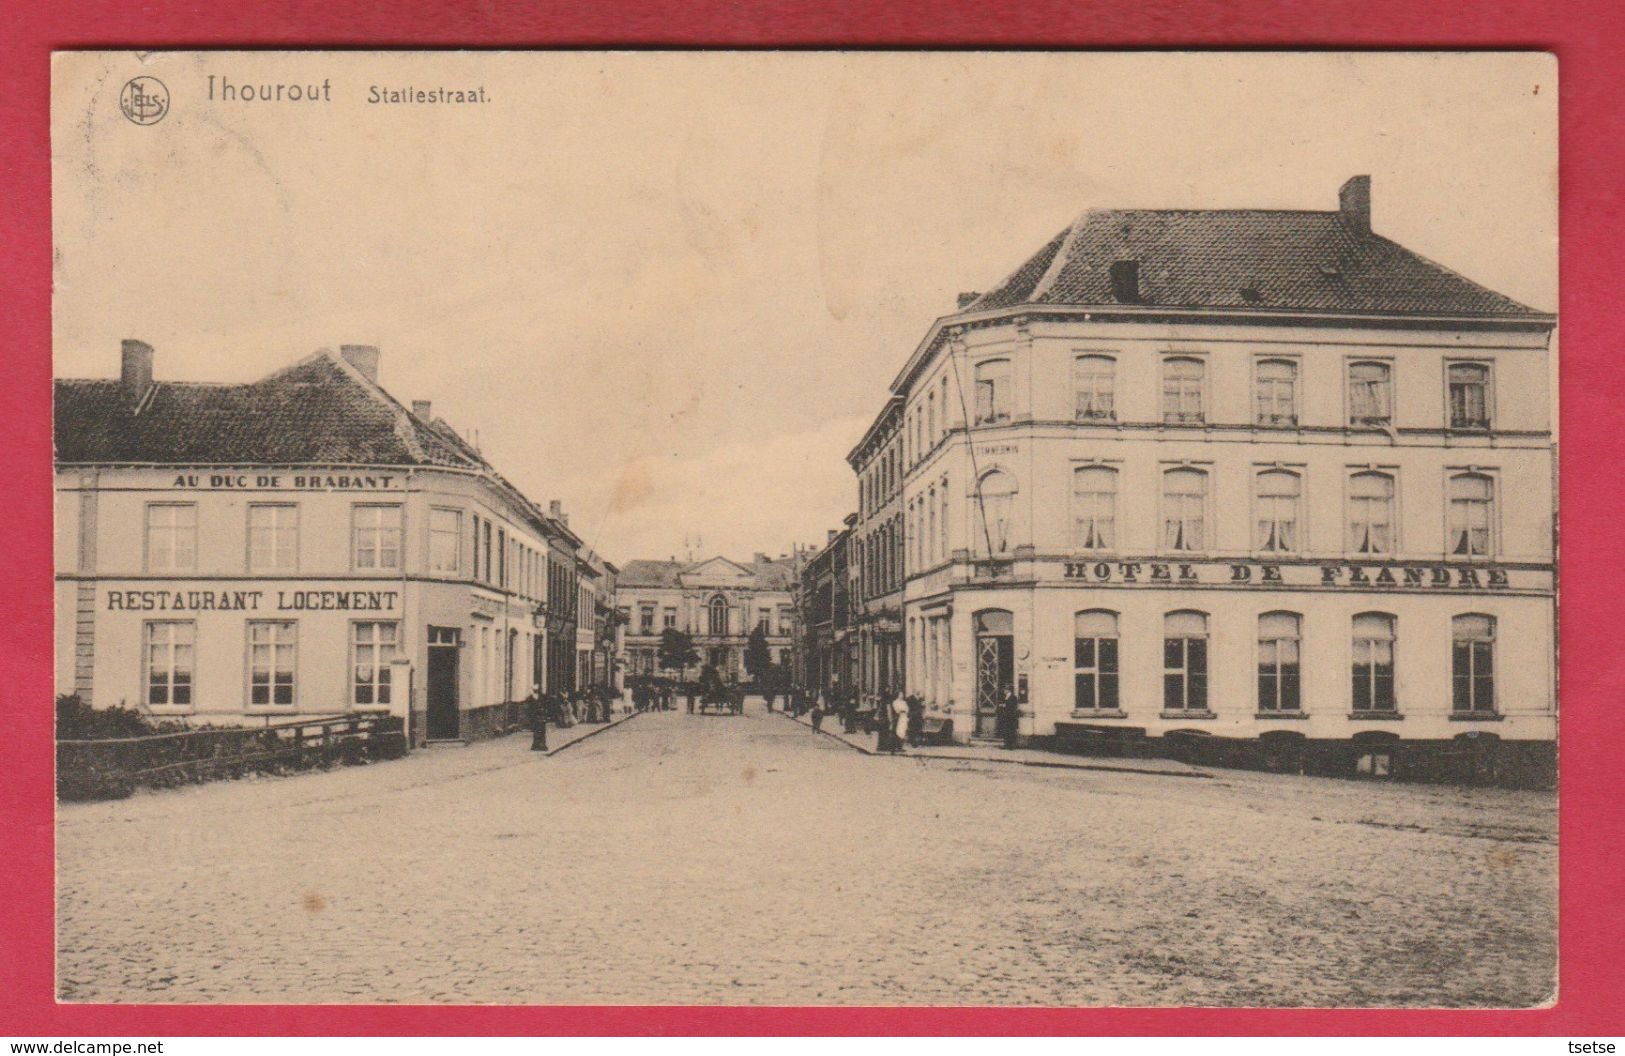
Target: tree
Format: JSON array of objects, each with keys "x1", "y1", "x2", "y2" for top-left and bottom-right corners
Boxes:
[
  {"x1": 657, "y1": 627, "x2": 699, "y2": 678},
  {"x1": 743, "y1": 624, "x2": 773, "y2": 682}
]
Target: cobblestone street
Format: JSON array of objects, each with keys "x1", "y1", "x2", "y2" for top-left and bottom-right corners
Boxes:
[{"x1": 57, "y1": 702, "x2": 1556, "y2": 1007}]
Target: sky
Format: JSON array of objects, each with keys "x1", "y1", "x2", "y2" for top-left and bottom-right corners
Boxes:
[{"x1": 52, "y1": 51, "x2": 1557, "y2": 565}]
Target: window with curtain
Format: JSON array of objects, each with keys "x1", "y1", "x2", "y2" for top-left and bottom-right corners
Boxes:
[
  {"x1": 1074, "y1": 610, "x2": 1120, "y2": 711},
  {"x1": 1348, "y1": 472, "x2": 1395, "y2": 554},
  {"x1": 1072, "y1": 466, "x2": 1117, "y2": 550},
  {"x1": 247, "y1": 621, "x2": 297, "y2": 707},
  {"x1": 1257, "y1": 612, "x2": 1301, "y2": 712},
  {"x1": 1163, "y1": 611, "x2": 1209, "y2": 712},
  {"x1": 1255, "y1": 359, "x2": 1298, "y2": 426},
  {"x1": 976, "y1": 469, "x2": 1017, "y2": 554},
  {"x1": 1162, "y1": 357, "x2": 1205, "y2": 424},
  {"x1": 974, "y1": 359, "x2": 1011, "y2": 424},
  {"x1": 1452, "y1": 614, "x2": 1496, "y2": 714},
  {"x1": 1448, "y1": 473, "x2": 1494, "y2": 556},
  {"x1": 1352, "y1": 613, "x2": 1397, "y2": 712},
  {"x1": 1162, "y1": 468, "x2": 1207, "y2": 551},
  {"x1": 352, "y1": 622, "x2": 398, "y2": 707},
  {"x1": 1349, "y1": 361, "x2": 1393, "y2": 425},
  {"x1": 1073, "y1": 355, "x2": 1116, "y2": 421},
  {"x1": 1448, "y1": 363, "x2": 1491, "y2": 429},
  {"x1": 1255, "y1": 470, "x2": 1301, "y2": 552},
  {"x1": 144, "y1": 621, "x2": 194, "y2": 707}
]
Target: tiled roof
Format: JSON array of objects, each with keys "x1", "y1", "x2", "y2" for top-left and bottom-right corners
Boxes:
[
  {"x1": 54, "y1": 351, "x2": 484, "y2": 468},
  {"x1": 616, "y1": 557, "x2": 796, "y2": 592},
  {"x1": 964, "y1": 208, "x2": 1542, "y2": 317}
]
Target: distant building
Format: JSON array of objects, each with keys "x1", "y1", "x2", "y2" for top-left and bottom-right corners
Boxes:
[
  {"x1": 54, "y1": 341, "x2": 591, "y2": 745},
  {"x1": 848, "y1": 176, "x2": 1556, "y2": 784},
  {"x1": 795, "y1": 522, "x2": 855, "y2": 698},
  {"x1": 615, "y1": 554, "x2": 799, "y2": 682}
]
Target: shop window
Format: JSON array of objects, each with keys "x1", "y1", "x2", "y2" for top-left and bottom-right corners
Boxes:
[
  {"x1": 1255, "y1": 470, "x2": 1301, "y2": 552},
  {"x1": 1073, "y1": 355, "x2": 1116, "y2": 421},
  {"x1": 1074, "y1": 610, "x2": 1120, "y2": 711},
  {"x1": 1257, "y1": 611, "x2": 1302, "y2": 712},
  {"x1": 1255, "y1": 359, "x2": 1298, "y2": 426},
  {"x1": 1352, "y1": 613, "x2": 1397, "y2": 712},
  {"x1": 1163, "y1": 611, "x2": 1209, "y2": 712},
  {"x1": 352, "y1": 622, "x2": 398, "y2": 707},
  {"x1": 1072, "y1": 465, "x2": 1117, "y2": 550},
  {"x1": 1349, "y1": 361, "x2": 1393, "y2": 426},
  {"x1": 1448, "y1": 363, "x2": 1491, "y2": 429},
  {"x1": 144, "y1": 620, "x2": 194, "y2": 708},
  {"x1": 1348, "y1": 471, "x2": 1395, "y2": 554},
  {"x1": 1452, "y1": 614, "x2": 1496, "y2": 714},
  {"x1": 145, "y1": 502, "x2": 197, "y2": 572},
  {"x1": 1448, "y1": 473, "x2": 1495, "y2": 557},
  {"x1": 247, "y1": 620, "x2": 297, "y2": 707},
  {"x1": 1162, "y1": 468, "x2": 1207, "y2": 552}
]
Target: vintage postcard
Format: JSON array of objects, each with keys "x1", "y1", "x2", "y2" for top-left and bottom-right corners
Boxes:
[{"x1": 51, "y1": 50, "x2": 1557, "y2": 1006}]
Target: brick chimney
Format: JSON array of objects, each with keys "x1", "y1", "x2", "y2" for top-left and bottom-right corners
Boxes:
[
  {"x1": 120, "y1": 339, "x2": 154, "y2": 402},
  {"x1": 411, "y1": 400, "x2": 432, "y2": 420},
  {"x1": 956, "y1": 291, "x2": 981, "y2": 310},
  {"x1": 1339, "y1": 175, "x2": 1371, "y2": 235},
  {"x1": 340, "y1": 344, "x2": 380, "y2": 383}
]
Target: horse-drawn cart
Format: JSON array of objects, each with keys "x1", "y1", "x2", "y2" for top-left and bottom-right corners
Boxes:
[{"x1": 697, "y1": 685, "x2": 744, "y2": 715}]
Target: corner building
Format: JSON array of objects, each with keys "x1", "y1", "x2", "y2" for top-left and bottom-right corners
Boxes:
[
  {"x1": 55, "y1": 342, "x2": 588, "y2": 746},
  {"x1": 864, "y1": 177, "x2": 1555, "y2": 784}
]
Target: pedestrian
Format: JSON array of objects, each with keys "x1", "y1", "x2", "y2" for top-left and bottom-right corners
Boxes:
[
  {"x1": 810, "y1": 694, "x2": 825, "y2": 733},
  {"x1": 906, "y1": 694, "x2": 925, "y2": 747},
  {"x1": 527, "y1": 693, "x2": 547, "y2": 751},
  {"x1": 686, "y1": 681, "x2": 697, "y2": 714},
  {"x1": 999, "y1": 686, "x2": 1021, "y2": 750}
]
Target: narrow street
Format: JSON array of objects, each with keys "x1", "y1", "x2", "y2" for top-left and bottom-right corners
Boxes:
[{"x1": 57, "y1": 701, "x2": 1556, "y2": 1007}]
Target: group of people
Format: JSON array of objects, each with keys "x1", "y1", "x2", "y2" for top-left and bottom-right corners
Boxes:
[
  {"x1": 525, "y1": 686, "x2": 618, "y2": 751},
  {"x1": 631, "y1": 681, "x2": 678, "y2": 713},
  {"x1": 796, "y1": 683, "x2": 1025, "y2": 753}
]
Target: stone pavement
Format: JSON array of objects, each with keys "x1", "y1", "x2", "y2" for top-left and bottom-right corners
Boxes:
[
  {"x1": 57, "y1": 700, "x2": 1555, "y2": 1007},
  {"x1": 776, "y1": 707, "x2": 1208, "y2": 778}
]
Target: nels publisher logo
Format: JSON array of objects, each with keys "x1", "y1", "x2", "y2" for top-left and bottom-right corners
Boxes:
[{"x1": 119, "y1": 76, "x2": 169, "y2": 125}]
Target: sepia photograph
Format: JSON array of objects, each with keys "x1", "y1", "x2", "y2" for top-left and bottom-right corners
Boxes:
[{"x1": 50, "y1": 50, "x2": 1558, "y2": 1008}]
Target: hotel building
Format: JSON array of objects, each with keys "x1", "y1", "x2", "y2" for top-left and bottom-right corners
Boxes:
[
  {"x1": 857, "y1": 177, "x2": 1556, "y2": 784},
  {"x1": 55, "y1": 341, "x2": 592, "y2": 745}
]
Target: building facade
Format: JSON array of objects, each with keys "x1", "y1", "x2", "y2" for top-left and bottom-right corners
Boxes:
[
  {"x1": 55, "y1": 341, "x2": 593, "y2": 746},
  {"x1": 615, "y1": 555, "x2": 798, "y2": 683},
  {"x1": 856, "y1": 177, "x2": 1556, "y2": 783},
  {"x1": 847, "y1": 400, "x2": 906, "y2": 703},
  {"x1": 795, "y1": 526, "x2": 854, "y2": 698}
]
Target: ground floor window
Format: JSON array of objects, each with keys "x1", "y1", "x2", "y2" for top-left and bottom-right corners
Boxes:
[
  {"x1": 247, "y1": 620, "x2": 297, "y2": 707},
  {"x1": 1452, "y1": 614, "x2": 1496, "y2": 714},
  {"x1": 1073, "y1": 610, "x2": 1119, "y2": 710},
  {"x1": 1352, "y1": 612, "x2": 1397, "y2": 712},
  {"x1": 352, "y1": 621, "x2": 399, "y2": 707},
  {"x1": 144, "y1": 620, "x2": 194, "y2": 707},
  {"x1": 1257, "y1": 611, "x2": 1301, "y2": 712},
  {"x1": 1162, "y1": 611, "x2": 1208, "y2": 712}
]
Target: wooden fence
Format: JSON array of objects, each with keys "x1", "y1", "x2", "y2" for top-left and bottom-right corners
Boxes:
[{"x1": 57, "y1": 713, "x2": 407, "y2": 801}]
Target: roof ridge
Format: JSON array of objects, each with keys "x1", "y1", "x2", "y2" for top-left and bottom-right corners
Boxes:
[{"x1": 1030, "y1": 211, "x2": 1093, "y2": 302}]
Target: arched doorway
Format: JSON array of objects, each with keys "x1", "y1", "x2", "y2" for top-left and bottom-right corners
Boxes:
[{"x1": 973, "y1": 609, "x2": 1014, "y2": 738}]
